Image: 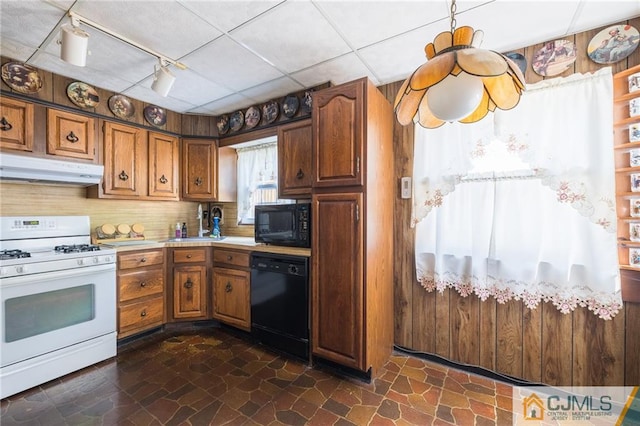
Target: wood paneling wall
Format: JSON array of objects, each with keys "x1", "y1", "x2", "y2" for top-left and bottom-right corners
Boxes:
[{"x1": 382, "y1": 17, "x2": 640, "y2": 387}]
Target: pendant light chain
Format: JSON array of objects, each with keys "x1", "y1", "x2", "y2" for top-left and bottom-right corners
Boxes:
[{"x1": 450, "y1": 0, "x2": 457, "y2": 34}]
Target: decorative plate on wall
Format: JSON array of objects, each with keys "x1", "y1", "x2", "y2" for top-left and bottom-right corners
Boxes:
[
  {"x1": 532, "y1": 39, "x2": 576, "y2": 77},
  {"x1": 1, "y1": 62, "x2": 43, "y2": 94},
  {"x1": 108, "y1": 94, "x2": 135, "y2": 119},
  {"x1": 262, "y1": 101, "x2": 279, "y2": 124},
  {"x1": 504, "y1": 52, "x2": 527, "y2": 76},
  {"x1": 588, "y1": 24, "x2": 639, "y2": 64},
  {"x1": 230, "y1": 110, "x2": 244, "y2": 132},
  {"x1": 282, "y1": 94, "x2": 299, "y2": 118},
  {"x1": 144, "y1": 105, "x2": 166, "y2": 127},
  {"x1": 245, "y1": 106, "x2": 261, "y2": 129},
  {"x1": 67, "y1": 82, "x2": 99, "y2": 108},
  {"x1": 302, "y1": 90, "x2": 313, "y2": 114},
  {"x1": 217, "y1": 114, "x2": 230, "y2": 135}
]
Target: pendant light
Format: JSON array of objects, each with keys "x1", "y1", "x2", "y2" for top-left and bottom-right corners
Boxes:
[{"x1": 394, "y1": 0, "x2": 526, "y2": 128}]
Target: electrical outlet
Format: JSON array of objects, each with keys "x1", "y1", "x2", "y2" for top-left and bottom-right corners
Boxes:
[{"x1": 401, "y1": 177, "x2": 412, "y2": 199}]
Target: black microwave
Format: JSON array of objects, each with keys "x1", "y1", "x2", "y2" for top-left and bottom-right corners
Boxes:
[{"x1": 254, "y1": 203, "x2": 311, "y2": 248}]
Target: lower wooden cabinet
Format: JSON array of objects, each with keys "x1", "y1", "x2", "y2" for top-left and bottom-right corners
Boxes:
[
  {"x1": 212, "y1": 248, "x2": 250, "y2": 331},
  {"x1": 117, "y1": 248, "x2": 165, "y2": 338},
  {"x1": 169, "y1": 247, "x2": 210, "y2": 320}
]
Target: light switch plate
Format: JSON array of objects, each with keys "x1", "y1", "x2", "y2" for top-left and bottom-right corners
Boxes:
[{"x1": 401, "y1": 177, "x2": 411, "y2": 199}]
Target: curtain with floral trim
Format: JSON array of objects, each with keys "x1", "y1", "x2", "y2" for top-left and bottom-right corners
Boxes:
[{"x1": 412, "y1": 68, "x2": 621, "y2": 319}]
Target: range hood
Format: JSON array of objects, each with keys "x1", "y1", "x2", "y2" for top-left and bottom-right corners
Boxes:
[{"x1": 0, "y1": 153, "x2": 103, "y2": 186}]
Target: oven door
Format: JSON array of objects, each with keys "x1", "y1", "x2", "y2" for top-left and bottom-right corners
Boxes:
[{"x1": 0, "y1": 263, "x2": 116, "y2": 367}]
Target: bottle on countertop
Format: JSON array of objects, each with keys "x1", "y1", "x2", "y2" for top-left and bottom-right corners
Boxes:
[
  {"x1": 181, "y1": 222, "x2": 187, "y2": 238},
  {"x1": 175, "y1": 223, "x2": 181, "y2": 238},
  {"x1": 212, "y1": 217, "x2": 221, "y2": 239}
]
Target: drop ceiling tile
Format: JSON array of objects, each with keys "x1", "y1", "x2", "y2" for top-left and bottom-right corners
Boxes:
[
  {"x1": 239, "y1": 76, "x2": 303, "y2": 104},
  {"x1": 72, "y1": 0, "x2": 222, "y2": 59},
  {"x1": 123, "y1": 76, "x2": 199, "y2": 111},
  {"x1": 315, "y1": 1, "x2": 448, "y2": 50},
  {"x1": 572, "y1": 2, "x2": 640, "y2": 35},
  {"x1": 1, "y1": 39, "x2": 38, "y2": 63},
  {"x1": 182, "y1": 35, "x2": 284, "y2": 92},
  {"x1": 231, "y1": 1, "x2": 352, "y2": 73},
  {"x1": 291, "y1": 53, "x2": 380, "y2": 88},
  {"x1": 177, "y1": 0, "x2": 283, "y2": 33},
  {"x1": 1, "y1": 1, "x2": 66, "y2": 49},
  {"x1": 187, "y1": 93, "x2": 256, "y2": 115},
  {"x1": 165, "y1": 69, "x2": 234, "y2": 106}
]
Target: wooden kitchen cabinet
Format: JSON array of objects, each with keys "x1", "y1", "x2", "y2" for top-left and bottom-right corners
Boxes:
[
  {"x1": 148, "y1": 131, "x2": 179, "y2": 200},
  {"x1": 47, "y1": 108, "x2": 95, "y2": 160},
  {"x1": 182, "y1": 138, "x2": 218, "y2": 201},
  {"x1": 311, "y1": 77, "x2": 394, "y2": 378},
  {"x1": 278, "y1": 119, "x2": 312, "y2": 198},
  {"x1": 117, "y1": 248, "x2": 165, "y2": 339},
  {"x1": 169, "y1": 247, "x2": 210, "y2": 320},
  {"x1": 0, "y1": 97, "x2": 33, "y2": 152},
  {"x1": 212, "y1": 248, "x2": 250, "y2": 331}
]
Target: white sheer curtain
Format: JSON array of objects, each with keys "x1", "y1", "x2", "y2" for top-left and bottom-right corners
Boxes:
[
  {"x1": 413, "y1": 68, "x2": 622, "y2": 319},
  {"x1": 236, "y1": 142, "x2": 277, "y2": 224}
]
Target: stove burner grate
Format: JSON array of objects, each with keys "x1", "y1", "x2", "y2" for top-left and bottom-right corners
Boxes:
[
  {"x1": 54, "y1": 244, "x2": 101, "y2": 254},
  {"x1": 0, "y1": 249, "x2": 32, "y2": 260}
]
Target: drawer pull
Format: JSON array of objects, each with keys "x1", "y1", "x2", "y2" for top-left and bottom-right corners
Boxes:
[
  {"x1": 184, "y1": 278, "x2": 193, "y2": 289},
  {"x1": 225, "y1": 281, "x2": 232, "y2": 293},
  {"x1": 227, "y1": 255, "x2": 233, "y2": 261},
  {"x1": 118, "y1": 170, "x2": 129, "y2": 181},
  {"x1": 159, "y1": 174, "x2": 168, "y2": 184},
  {"x1": 140, "y1": 281, "x2": 146, "y2": 287},
  {"x1": 296, "y1": 168, "x2": 304, "y2": 179},
  {"x1": 186, "y1": 254, "x2": 192, "y2": 259},
  {"x1": 66, "y1": 131, "x2": 79, "y2": 143},
  {"x1": 195, "y1": 177, "x2": 203, "y2": 186},
  {"x1": 0, "y1": 117, "x2": 12, "y2": 131},
  {"x1": 140, "y1": 310, "x2": 147, "y2": 317},
  {"x1": 140, "y1": 257, "x2": 147, "y2": 263}
]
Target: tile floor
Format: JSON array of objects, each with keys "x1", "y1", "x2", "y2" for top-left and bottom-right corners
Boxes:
[{"x1": 0, "y1": 325, "x2": 515, "y2": 425}]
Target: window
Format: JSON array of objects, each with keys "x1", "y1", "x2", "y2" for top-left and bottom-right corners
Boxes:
[{"x1": 235, "y1": 137, "x2": 291, "y2": 224}]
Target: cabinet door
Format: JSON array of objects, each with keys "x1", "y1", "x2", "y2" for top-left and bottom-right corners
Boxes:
[
  {"x1": 0, "y1": 97, "x2": 33, "y2": 152},
  {"x1": 103, "y1": 121, "x2": 146, "y2": 197},
  {"x1": 173, "y1": 265, "x2": 207, "y2": 319},
  {"x1": 312, "y1": 192, "x2": 365, "y2": 370},
  {"x1": 148, "y1": 132, "x2": 179, "y2": 200},
  {"x1": 182, "y1": 139, "x2": 218, "y2": 200},
  {"x1": 313, "y1": 80, "x2": 364, "y2": 188},
  {"x1": 278, "y1": 119, "x2": 312, "y2": 198},
  {"x1": 212, "y1": 267, "x2": 250, "y2": 331},
  {"x1": 47, "y1": 109, "x2": 95, "y2": 160}
]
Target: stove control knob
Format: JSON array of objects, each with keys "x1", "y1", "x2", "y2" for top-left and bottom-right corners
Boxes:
[
  {"x1": 16, "y1": 265, "x2": 25, "y2": 274},
  {"x1": 77, "y1": 258, "x2": 85, "y2": 266},
  {"x1": 0, "y1": 267, "x2": 7, "y2": 276},
  {"x1": 92, "y1": 257, "x2": 100, "y2": 264}
]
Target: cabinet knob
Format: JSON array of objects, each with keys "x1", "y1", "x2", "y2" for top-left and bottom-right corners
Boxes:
[
  {"x1": 184, "y1": 278, "x2": 193, "y2": 289},
  {"x1": 227, "y1": 255, "x2": 233, "y2": 261},
  {"x1": 195, "y1": 177, "x2": 203, "y2": 186},
  {"x1": 159, "y1": 174, "x2": 168, "y2": 184},
  {"x1": 225, "y1": 282, "x2": 232, "y2": 293},
  {"x1": 140, "y1": 281, "x2": 146, "y2": 287},
  {"x1": 296, "y1": 168, "x2": 304, "y2": 179},
  {"x1": 118, "y1": 170, "x2": 129, "y2": 181},
  {"x1": 0, "y1": 117, "x2": 13, "y2": 131},
  {"x1": 140, "y1": 310, "x2": 147, "y2": 317},
  {"x1": 66, "y1": 131, "x2": 79, "y2": 143},
  {"x1": 186, "y1": 254, "x2": 192, "y2": 259},
  {"x1": 140, "y1": 257, "x2": 147, "y2": 263}
]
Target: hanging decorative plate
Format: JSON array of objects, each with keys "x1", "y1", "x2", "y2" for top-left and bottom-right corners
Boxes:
[
  {"x1": 67, "y1": 81, "x2": 99, "y2": 108},
  {"x1": 108, "y1": 94, "x2": 135, "y2": 119},
  {"x1": 262, "y1": 100, "x2": 279, "y2": 124},
  {"x1": 532, "y1": 39, "x2": 576, "y2": 77},
  {"x1": 282, "y1": 94, "x2": 299, "y2": 118},
  {"x1": 587, "y1": 24, "x2": 639, "y2": 64},
  {"x1": 143, "y1": 105, "x2": 167, "y2": 127},
  {"x1": 245, "y1": 106, "x2": 261, "y2": 129},
  {"x1": 302, "y1": 90, "x2": 313, "y2": 114},
  {"x1": 230, "y1": 110, "x2": 244, "y2": 132},
  {"x1": 504, "y1": 52, "x2": 527, "y2": 76},
  {"x1": 217, "y1": 114, "x2": 230, "y2": 135},
  {"x1": 1, "y1": 62, "x2": 43, "y2": 94}
]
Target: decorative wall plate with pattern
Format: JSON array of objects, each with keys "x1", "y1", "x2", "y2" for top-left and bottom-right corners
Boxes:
[
  {"x1": 262, "y1": 101, "x2": 279, "y2": 124},
  {"x1": 245, "y1": 106, "x2": 261, "y2": 129},
  {"x1": 230, "y1": 110, "x2": 244, "y2": 132},
  {"x1": 108, "y1": 95, "x2": 135, "y2": 119},
  {"x1": 588, "y1": 24, "x2": 639, "y2": 64},
  {"x1": 144, "y1": 105, "x2": 166, "y2": 127},
  {"x1": 532, "y1": 40, "x2": 576, "y2": 76},
  {"x1": 67, "y1": 82, "x2": 99, "y2": 108},
  {"x1": 1, "y1": 62, "x2": 43, "y2": 94},
  {"x1": 217, "y1": 114, "x2": 230, "y2": 135}
]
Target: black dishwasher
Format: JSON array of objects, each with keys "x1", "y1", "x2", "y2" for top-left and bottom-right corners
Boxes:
[{"x1": 250, "y1": 253, "x2": 309, "y2": 360}]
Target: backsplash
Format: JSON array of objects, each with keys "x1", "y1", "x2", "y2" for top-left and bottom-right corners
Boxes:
[{"x1": 0, "y1": 182, "x2": 253, "y2": 240}]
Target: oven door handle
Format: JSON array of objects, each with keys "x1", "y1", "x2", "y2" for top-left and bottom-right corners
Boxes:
[{"x1": 0, "y1": 263, "x2": 116, "y2": 288}]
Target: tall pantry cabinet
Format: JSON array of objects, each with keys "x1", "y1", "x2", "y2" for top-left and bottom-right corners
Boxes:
[{"x1": 311, "y1": 77, "x2": 394, "y2": 378}]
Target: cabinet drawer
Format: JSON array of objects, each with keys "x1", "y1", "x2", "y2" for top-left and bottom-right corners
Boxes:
[
  {"x1": 173, "y1": 248, "x2": 207, "y2": 263},
  {"x1": 119, "y1": 268, "x2": 164, "y2": 302},
  {"x1": 119, "y1": 296, "x2": 164, "y2": 332},
  {"x1": 213, "y1": 249, "x2": 249, "y2": 268},
  {"x1": 118, "y1": 249, "x2": 164, "y2": 270}
]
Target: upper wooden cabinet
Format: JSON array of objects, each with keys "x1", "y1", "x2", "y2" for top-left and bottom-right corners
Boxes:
[
  {"x1": 90, "y1": 121, "x2": 179, "y2": 200},
  {"x1": 182, "y1": 138, "x2": 218, "y2": 201},
  {"x1": 278, "y1": 119, "x2": 312, "y2": 198},
  {"x1": 313, "y1": 80, "x2": 364, "y2": 188},
  {"x1": 148, "y1": 131, "x2": 179, "y2": 199},
  {"x1": 0, "y1": 97, "x2": 33, "y2": 152},
  {"x1": 47, "y1": 108, "x2": 95, "y2": 160}
]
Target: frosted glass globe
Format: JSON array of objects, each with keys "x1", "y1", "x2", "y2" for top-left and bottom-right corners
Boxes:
[{"x1": 427, "y1": 72, "x2": 484, "y2": 121}]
